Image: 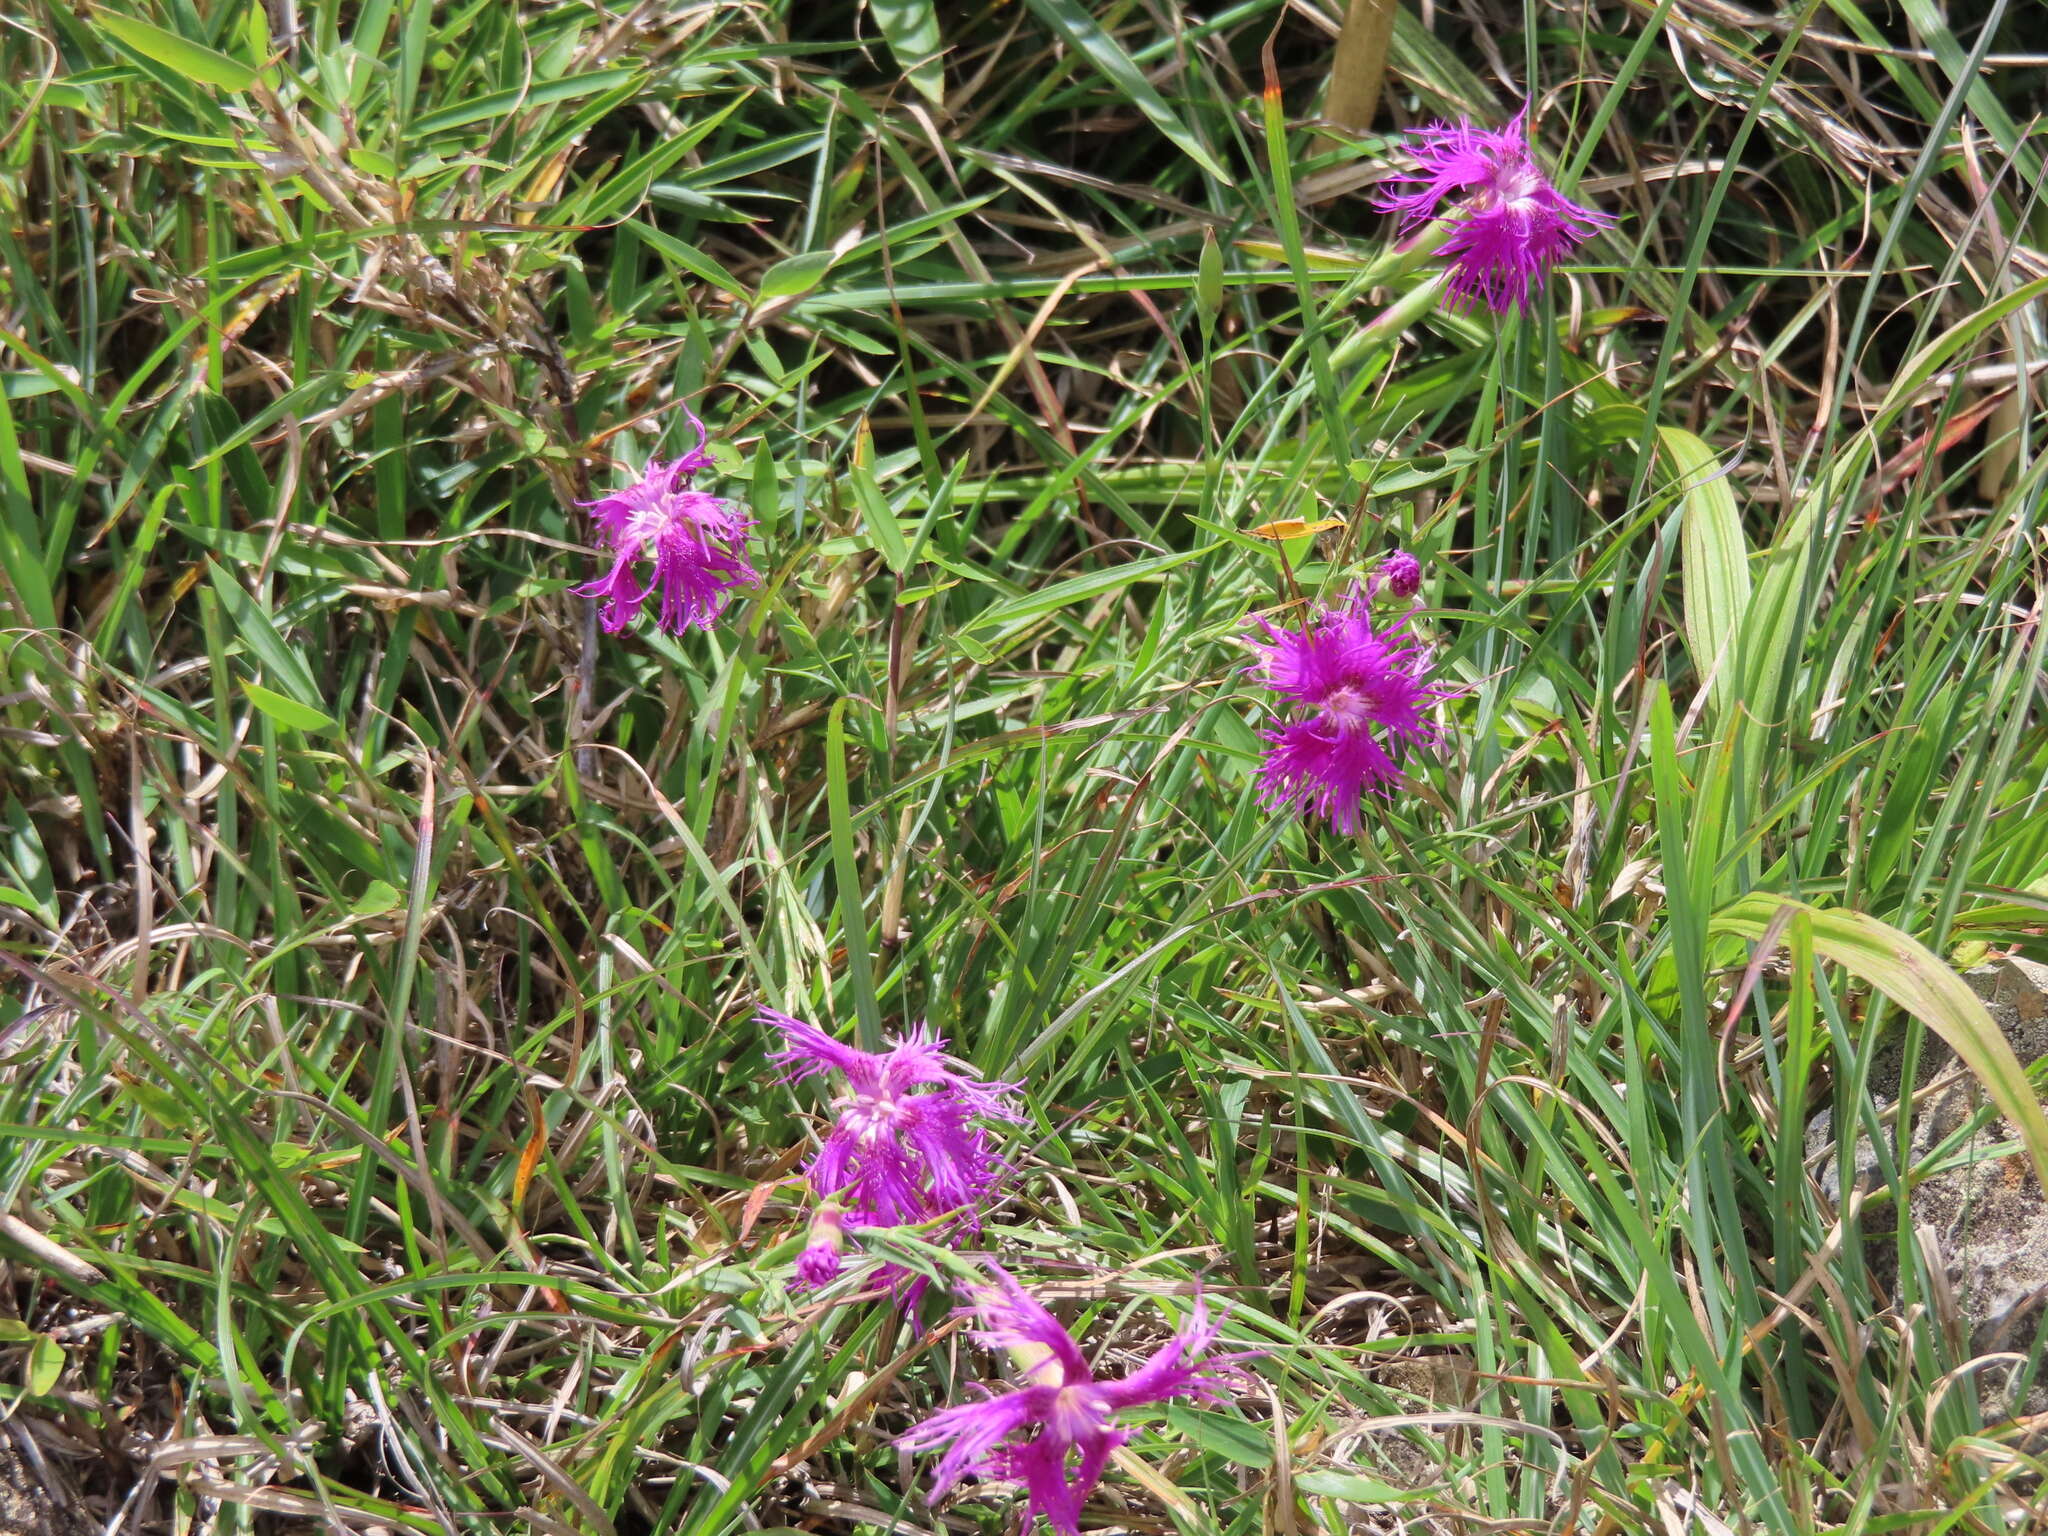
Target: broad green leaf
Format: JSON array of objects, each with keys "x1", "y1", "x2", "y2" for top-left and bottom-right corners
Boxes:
[
  {"x1": 1018, "y1": 0, "x2": 1227, "y2": 180},
  {"x1": 1661, "y1": 426, "x2": 1749, "y2": 718},
  {"x1": 755, "y1": 250, "x2": 836, "y2": 303},
  {"x1": 869, "y1": 0, "x2": 944, "y2": 106},
  {"x1": 27, "y1": 1333, "x2": 64, "y2": 1396},
  {"x1": 238, "y1": 679, "x2": 335, "y2": 733},
  {"x1": 1295, "y1": 1470, "x2": 1423, "y2": 1502},
  {"x1": 1713, "y1": 894, "x2": 2048, "y2": 1191},
  {"x1": 93, "y1": 11, "x2": 257, "y2": 91},
  {"x1": 350, "y1": 880, "x2": 402, "y2": 917}
]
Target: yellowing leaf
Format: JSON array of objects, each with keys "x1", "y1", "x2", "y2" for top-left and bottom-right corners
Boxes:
[
  {"x1": 1248, "y1": 518, "x2": 1344, "y2": 542},
  {"x1": 1234, "y1": 239, "x2": 1371, "y2": 274},
  {"x1": 1713, "y1": 894, "x2": 2048, "y2": 1191}
]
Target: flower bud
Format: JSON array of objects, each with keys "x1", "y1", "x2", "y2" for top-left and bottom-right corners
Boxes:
[
  {"x1": 1379, "y1": 549, "x2": 1422, "y2": 599},
  {"x1": 796, "y1": 1202, "x2": 847, "y2": 1288}
]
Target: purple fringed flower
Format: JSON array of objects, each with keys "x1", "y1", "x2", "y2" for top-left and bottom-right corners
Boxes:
[
  {"x1": 900, "y1": 1268, "x2": 1246, "y2": 1536},
  {"x1": 763, "y1": 1010, "x2": 1020, "y2": 1294},
  {"x1": 1377, "y1": 549, "x2": 1423, "y2": 600},
  {"x1": 1246, "y1": 592, "x2": 1446, "y2": 834},
  {"x1": 1374, "y1": 108, "x2": 1611, "y2": 314},
  {"x1": 575, "y1": 411, "x2": 756, "y2": 635}
]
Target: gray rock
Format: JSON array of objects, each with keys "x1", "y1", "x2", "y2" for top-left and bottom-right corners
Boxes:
[
  {"x1": 0, "y1": 1428, "x2": 92, "y2": 1536},
  {"x1": 1806, "y1": 955, "x2": 2048, "y2": 1418}
]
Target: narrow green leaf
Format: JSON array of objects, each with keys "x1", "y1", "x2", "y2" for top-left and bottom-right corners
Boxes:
[
  {"x1": 407, "y1": 69, "x2": 639, "y2": 137},
  {"x1": 826, "y1": 701, "x2": 882, "y2": 1052},
  {"x1": 93, "y1": 10, "x2": 257, "y2": 91},
  {"x1": 868, "y1": 0, "x2": 945, "y2": 106},
  {"x1": 1746, "y1": 271, "x2": 2048, "y2": 713},
  {"x1": 1296, "y1": 1470, "x2": 1422, "y2": 1502},
  {"x1": 2, "y1": 373, "x2": 72, "y2": 400},
  {"x1": 1257, "y1": 55, "x2": 1347, "y2": 455},
  {"x1": 963, "y1": 547, "x2": 1208, "y2": 638},
  {"x1": 203, "y1": 563, "x2": 325, "y2": 710},
  {"x1": 1018, "y1": 0, "x2": 1227, "y2": 179},
  {"x1": 0, "y1": 887, "x2": 55, "y2": 925},
  {"x1": 1165, "y1": 1405, "x2": 1273, "y2": 1468},
  {"x1": 632, "y1": 220, "x2": 748, "y2": 299},
  {"x1": 1876, "y1": 274, "x2": 2048, "y2": 426},
  {"x1": 847, "y1": 433, "x2": 911, "y2": 575}
]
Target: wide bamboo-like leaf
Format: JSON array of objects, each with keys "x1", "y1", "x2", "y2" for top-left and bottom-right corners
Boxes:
[
  {"x1": 1713, "y1": 894, "x2": 2048, "y2": 1190},
  {"x1": 94, "y1": 10, "x2": 256, "y2": 92},
  {"x1": 869, "y1": 0, "x2": 944, "y2": 106},
  {"x1": 1662, "y1": 426, "x2": 1749, "y2": 720}
]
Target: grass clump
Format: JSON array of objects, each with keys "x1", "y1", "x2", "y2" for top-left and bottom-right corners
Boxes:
[{"x1": 2, "y1": 1, "x2": 2047, "y2": 1533}]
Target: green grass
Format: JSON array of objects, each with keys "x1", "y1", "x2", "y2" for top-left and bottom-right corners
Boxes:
[{"x1": 3, "y1": 0, "x2": 2047, "y2": 1531}]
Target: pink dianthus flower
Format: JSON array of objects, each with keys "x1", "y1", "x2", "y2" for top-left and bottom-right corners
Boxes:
[
  {"x1": 575, "y1": 411, "x2": 756, "y2": 635},
  {"x1": 900, "y1": 1268, "x2": 1248, "y2": 1536},
  {"x1": 1246, "y1": 590, "x2": 1447, "y2": 834},
  {"x1": 1375, "y1": 108, "x2": 1611, "y2": 314},
  {"x1": 763, "y1": 1010, "x2": 1020, "y2": 1297}
]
